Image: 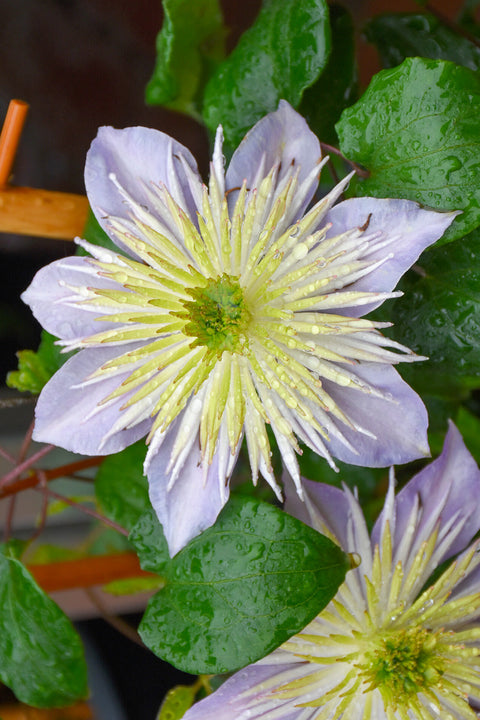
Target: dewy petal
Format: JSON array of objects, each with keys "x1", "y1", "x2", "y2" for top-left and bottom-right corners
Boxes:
[
  {"x1": 146, "y1": 426, "x2": 229, "y2": 556},
  {"x1": 85, "y1": 125, "x2": 202, "y2": 243},
  {"x1": 321, "y1": 364, "x2": 429, "y2": 467},
  {"x1": 21, "y1": 256, "x2": 125, "y2": 340},
  {"x1": 226, "y1": 100, "x2": 321, "y2": 214},
  {"x1": 373, "y1": 421, "x2": 480, "y2": 564},
  {"x1": 324, "y1": 198, "x2": 458, "y2": 316},
  {"x1": 284, "y1": 474, "x2": 369, "y2": 559},
  {"x1": 33, "y1": 345, "x2": 151, "y2": 455},
  {"x1": 183, "y1": 663, "x2": 307, "y2": 720}
]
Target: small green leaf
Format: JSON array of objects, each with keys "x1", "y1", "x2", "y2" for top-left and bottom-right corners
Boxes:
[
  {"x1": 336, "y1": 57, "x2": 480, "y2": 243},
  {"x1": 129, "y1": 508, "x2": 171, "y2": 576},
  {"x1": 47, "y1": 495, "x2": 95, "y2": 517},
  {"x1": 138, "y1": 496, "x2": 349, "y2": 674},
  {"x1": 95, "y1": 442, "x2": 150, "y2": 531},
  {"x1": 392, "y1": 226, "x2": 480, "y2": 379},
  {"x1": 103, "y1": 575, "x2": 165, "y2": 596},
  {"x1": 7, "y1": 330, "x2": 67, "y2": 394},
  {"x1": 146, "y1": 0, "x2": 226, "y2": 119},
  {"x1": 299, "y1": 4, "x2": 358, "y2": 145},
  {"x1": 0, "y1": 550, "x2": 88, "y2": 707},
  {"x1": 365, "y1": 13, "x2": 480, "y2": 71},
  {"x1": 203, "y1": 0, "x2": 331, "y2": 148},
  {"x1": 156, "y1": 684, "x2": 196, "y2": 720}
]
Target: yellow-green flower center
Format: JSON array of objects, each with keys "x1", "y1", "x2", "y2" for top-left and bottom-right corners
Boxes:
[
  {"x1": 360, "y1": 627, "x2": 444, "y2": 704},
  {"x1": 176, "y1": 274, "x2": 251, "y2": 357}
]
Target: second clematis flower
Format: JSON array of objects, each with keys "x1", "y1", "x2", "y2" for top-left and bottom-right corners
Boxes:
[
  {"x1": 23, "y1": 101, "x2": 456, "y2": 554},
  {"x1": 181, "y1": 423, "x2": 480, "y2": 720}
]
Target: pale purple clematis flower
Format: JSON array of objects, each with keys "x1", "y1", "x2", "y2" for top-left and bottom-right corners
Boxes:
[
  {"x1": 23, "y1": 101, "x2": 456, "y2": 555},
  {"x1": 183, "y1": 422, "x2": 480, "y2": 720}
]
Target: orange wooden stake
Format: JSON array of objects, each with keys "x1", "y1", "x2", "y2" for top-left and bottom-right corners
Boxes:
[
  {"x1": 0, "y1": 99, "x2": 29, "y2": 188},
  {"x1": 0, "y1": 98, "x2": 88, "y2": 240},
  {"x1": 28, "y1": 552, "x2": 154, "y2": 592},
  {"x1": 0, "y1": 186, "x2": 88, "y2": 239}
]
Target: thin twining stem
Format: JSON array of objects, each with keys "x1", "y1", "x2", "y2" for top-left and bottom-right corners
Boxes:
[
  {"x1": 31, "y1": 484, "x2": 129, "y2": 537},
  {"x1": 85, "y1": 587, "x2": 146, "y2": 648},
  {"x1": 320, "y1": 142, "x2": 370, "y2": 179},
  {"x1": 0, "y1": 443, "x2": 55, "y2": 489}
]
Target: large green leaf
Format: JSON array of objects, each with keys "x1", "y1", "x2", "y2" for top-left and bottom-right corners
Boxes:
[
  {"x1": 95, "y1": 441, "x2": 150, "y2": 532},
  {"x1": 202, "y1": 0, "x2": 331, "y2": 148},
  {"x1": 392, "y1": 226, "x2": 480, "y2": 381},
  {"x1": 365, "y1": 13, "x2": 480, "y2": 71},
  {"x1": 135, "y1": 496, "x2": 349, "y2": 674},
  {"x1": 336, "y1": 57, "x2": 480, "y2": 243},
  {"x1": 145, "y1": 0, "x2": 225, "y2": 119},
  {"x1": 0, "y1": 546, "x2": 88, "y2": 707},
  {"x1": 299, "y1": 4, "x2": 358, "y2": 145}
]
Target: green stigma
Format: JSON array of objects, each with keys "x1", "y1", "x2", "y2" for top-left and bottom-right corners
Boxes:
[
  {"x1": 177, "y1": 274, "x2": 251, "y2": 357},
  {"x1": 361, "y1": 627, "x2": 444, "y2": 706}
]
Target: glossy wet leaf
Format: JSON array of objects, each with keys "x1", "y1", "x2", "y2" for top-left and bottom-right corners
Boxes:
[
  {"x1": 336, "y1": 57, "x2": 480, "y2": 243},
  {"x1": 95, "y1": 441, "x2": 150, "y2": 531},
  {"x1": 0, "y1": 550, "x2": 87, "y2": 707},
  {"x1": 138, "y1": 496, "x2": 350, "y2": 674},
  {"x1": 299, "y1": 4, "x2": 357, "y2": 145},
  {"x1": 202, "y1": 0, "x2": 331, "y2": 148},
  {"x1": 7, "y1": 330, "x2": 67, "y2": 394},
  {"x1": 146, "y1": 0, "x2": 225, "y2": 119},
  {"x1": 156, "y1": 684, "x2": 197, "y2": 720},
  {"x1": 392, "y1": 227, "x2": 480, "y2": 379},
  {"x1": 365, "y1": 13, "x2": 480, "y2": 71}
]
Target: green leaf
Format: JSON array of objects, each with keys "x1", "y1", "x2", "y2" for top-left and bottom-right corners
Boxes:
[
  {"x1": 336, "y1": 57, "x2": 480, "y2": 243},
  {"x1": 138, "y1": 496, "x2": 350, "y2": 674},
  {"x1": 202, "y1": 0, "x2": 331, "y2": 148},
  {"x1": 156, "y1": 684, "x2": 197, "y2": 720},
  {"x1": 47, "y1": 495, "x2": 96, "y2": 517},
  {"x1": 392, "y1": 227, "x2": 480, "y2": 380},
  {"x1": 0, "y1": 550, "x2": 88, "y2": 707},
  {"x1": 364, "y1": 13, "x2": 480, "y2": 71},
  {"x1": 146, "y1": 0, "x2": 226, "y2": 119},
  {"x1": 6, "y1": 330, "x2": 68, "y2": 394},
  {"x1": 103, "y1": 575, "x2": 165, "y2": 596},
  {"x1": 299, "y1": 4, "x2": 358, "y2": 145},
  {"x1": 129, "y1": 508, "x2": 171, "y2": 576},
  {"x1": 95, "y1": 442, "x2": 150, "y2": 532}
]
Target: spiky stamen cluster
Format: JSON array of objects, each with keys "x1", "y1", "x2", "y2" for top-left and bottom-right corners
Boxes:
[
  {"x1": 241, "y1": 521, "x2": 480, "y2": 720},
  {"x1": 62, "y1": 157, "x2": 420, "y2": 494}
]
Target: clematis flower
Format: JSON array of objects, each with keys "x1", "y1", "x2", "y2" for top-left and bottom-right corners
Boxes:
[
  {"x1": 23, "y1": 101, "x2": 455, "y2": 554},
  {"x1": 183, "y1": 422, "x2": 480, "y2": 720}
]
